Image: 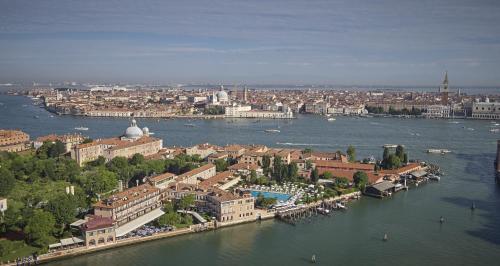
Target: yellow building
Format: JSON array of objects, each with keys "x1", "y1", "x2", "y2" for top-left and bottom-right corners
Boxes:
[
  {"x1": 0, "y1": 129, "x2": 30, "y2": 152},
  {"x1": 71, "y1": 119, "x2": 163, "y2": 166}
]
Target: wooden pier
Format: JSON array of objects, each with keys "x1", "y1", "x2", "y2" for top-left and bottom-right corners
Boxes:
[{"x1": 276, "y1": 192, "x2": 361, "y2": 224}]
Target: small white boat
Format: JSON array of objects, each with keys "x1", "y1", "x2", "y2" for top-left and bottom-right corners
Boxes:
[
  {"x1": 327, "y1": 118, "x2": 336, "y2": 121},
  {"x1": 427, "y1": 149, "x2": 451, "y2": 154},
  {"x1": 383, "y1": 144, "x2": 398, "y2": 149},
  {"x1": 428, "y1": 174, "x2": 441, "y2": 181},
  {"x1": 75, "y1": 127, "x2": 89, "y2": 131},
  {"x1": 490, "y1": 129, "x2": 499, "y2": 133},
  {"x1": 264, "y1": 129, "x2": 280, "y2": 133},
  {"x1": 184, "y1": 123, "x2": 196, "y2": 127}
]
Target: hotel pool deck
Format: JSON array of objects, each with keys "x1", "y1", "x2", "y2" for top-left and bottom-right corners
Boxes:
[{"x1": 250, "y1": 190, "x2": 292, "y2": 202}]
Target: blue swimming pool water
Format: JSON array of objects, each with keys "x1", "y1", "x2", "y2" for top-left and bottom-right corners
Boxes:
[{"x1": 250, "y1": 190, "x2": 291, "y2": 201}]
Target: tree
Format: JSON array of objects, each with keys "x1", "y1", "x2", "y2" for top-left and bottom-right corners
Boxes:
[
  {"x1": 48, "y1": 141, "x2": 66, "y2": 158},
  {"x1": 395, "y1": 145, "x2": 405, "y2": 161},
  {"x1": 84, "y1": 169, "x2": 118, "y2": 195},
  {"x1": 214, "y1": 159, "x2": 228, "y2": 172},
  {"x1": 88, "y1": 156, "x2": 106, "y2": 167},
  {"x1": 353, "y1": 171, "x2": 369, "y2": 190},
  {"x1": 322, "y1": 171, "x2": 333, "y2": 179},
  {"x1": 178, "y1": 194, "x2": 195, "y2": 210},
  {"x1": 0, "y1": 167, "x2": 15, "y2": 196},
  {"x1": 24, "y1": 210, "x2": 55, "y2": 247},
  {"x1": 82, "y1": 138, "x2": 93, "y2": 144},
  {"x1": 305, "y1": 160, "x2": 313, "y2": 170},
  {"x1": 250, "y1": 169, "x2": 258, "y2": 183},
  {"x1": 46, "y1": 194, "x2": 78, "y2": 227},
  {"x1": 335, "y1": 177, "x2": 350, "y2": 188},
  {"x1": 262, "y1": 155, "x2": 271, "y2": 176},
  {"x1": 272, "y1": 156, "x2": 283, "y2": 182},
  {"x1": 403, "y1": 153, "x2": 408, "y2": 165},
  {"x1": 311, "y1": 168, "x2": 319, "y2": 183},
  {"x1": 386, "y1": 154, "x2": 401, "y2": 169},
  {"x1": 156, "y1": 212, "x2": 181, "y2": 227},
  {"x1": 129, "y1": 153, "x2": 145, "y2": 166},
  {"x1": 287, "y1": 162, "x2": 299, "y2": 182},
  {"x1": 347, "y1": 145, "x2": 356, "y2": 162}
]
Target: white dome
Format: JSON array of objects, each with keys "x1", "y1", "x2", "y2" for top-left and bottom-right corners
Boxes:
[
  {"x1": 142, "y1": 127, "x2": 149, "y2": 135},
  {"x1": 124, "y1": 119, "x2": 143, "y2": 139},
  {"x1": 216, "y1": 90, "x2": 229, "y2": 102}
]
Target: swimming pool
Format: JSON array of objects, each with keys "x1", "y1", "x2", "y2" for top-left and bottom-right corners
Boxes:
[{"x1": 250, "y1": 190, "x2": 291, "y2": 202}]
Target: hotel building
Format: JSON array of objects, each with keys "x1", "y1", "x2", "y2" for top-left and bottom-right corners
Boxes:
[
  {"x1": 71, "y1": 119, "x2": 163, "y2": 166},
  {"x1": 0, "y1": 129, "x2": 30, "y2": 152}
]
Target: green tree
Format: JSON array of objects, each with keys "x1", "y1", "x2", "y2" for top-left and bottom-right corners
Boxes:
[
  {"x1": 46, "y1": 194, "x2": 78, "y2": 228},
  {"x1": 335, "y1": 177, "x2": 350, "y2": 188},
  {"x1": 287, "y1": 162, "x2": 299, "y2": 182},
  {"x1": 250, "y1": 169, "x2": 258, "y2": 183},
  {"x1": 0, "y1": 167, "x2": 15, "y2": 196},
  {"x1": 353, "y1": 171, "x2": 369, "y2": 190},
  {"x1": 48, "y1": 140, "x2": 66, "y2": 158},
  {"x1": 311, "y1": 168, "x2": 319, "y2": 183},
  {"x1": 24, "y1": 210, "x2": 55, "y2": 247},
  {"x1": 178, "y1": 194, "x2": 195, "y2": 210},
  {"x1": 386, "y1": 154, "x2": 401, "y2": 169},
  {"x1": 81, "y1": 138, "x2": 93, "y2": 144},
  {"x1": 88, "y1": 156, "x2": 106, "y2": 167},
  {"x1": 403, "y1": 153, "x2": 408, "y2": 165},
  {"x1": 214, "y1": 159, "x2": 228, "y2": 172},
  {"x1": 305, "y1": 160, "x2": 313, "y2": 170},
  {"x1": 322, "y1": 171, "x2": 333, "y2": 179},
  {"x1": 395, "y1": 145, "x2": 405, "y2": 161},
  {"x1": 272, "y1": 156, "x2": 283, "y2": 182},
  {"x1": 262, "y1": 155, "x2": 271, "y2": 176},
  {"x1": 347, "y1": 145, "x2": 356, "y2": 162},
  {"x1": 302, "y1": 148, "x2": 313, "y2": 154},
  {"x1": 129, "y1": 153, "x2": 145, "y2": 166},
  {"x1": 80, "y1": 169, "x2": 118, "y2": 195}
]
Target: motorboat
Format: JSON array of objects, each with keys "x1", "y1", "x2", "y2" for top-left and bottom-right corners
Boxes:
[
  {"x1": 75, "y1": 126, "x2": 89, "y2": 131},
  {"x1": 426, "y1": 149, "x2": 451, "y2": 154},
  {"x1": 264, "y1": 129, "x2": 280, "y2": 133},
  {"x1": 184, "y1": 123, "x2": 196, "y2": 127},
  {"x1": 327, "y1": 118, "x2": 336, "y2": 121},
  {"x1": 383, "y1": 144, "x2": 398, "y2": 149}
]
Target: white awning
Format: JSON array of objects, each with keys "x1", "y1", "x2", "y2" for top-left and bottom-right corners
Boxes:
[
  {"x1": 70, "y1": 219, "x2": 86, "y2": 227},
  {"x1": 115, "y1": 208, "x2": 165, "y2": 237},
  {"x1": 60, "y1": 237, "x2": 84, "y2": 246},
  {"x1": 49, "y1": 243, "x2": 62, "y2": 249}
]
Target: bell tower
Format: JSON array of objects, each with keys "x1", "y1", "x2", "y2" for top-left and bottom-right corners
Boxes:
[{"x1": 440, "y1": 71, "x2": 449, "y2": 105}]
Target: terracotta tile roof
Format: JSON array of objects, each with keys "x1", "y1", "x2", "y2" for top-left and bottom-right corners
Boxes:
[
  {"x1": 176, "y1": 163, "x2": 215, "y2": 181},
  {"x1": 199, "y1": 171, "x2": 234, "y2": 188},
  {"x1": 81, "y1": 215, "x2": 114, "y2": 231},
  {"x1": 317, "y1": 168, "x2": 382, "y2": 184},
  {"x1": 314, "y1": 161, "x2": 375, "y2": 171},
  {"x1": 150, "y1": 172, "x2": 176, "y2": 183},
  {"x1": 228, "y1": 162, "x2": 260, "y2": 171},
  {"x1": 380, "y1": 163, "x2": 421, "y2": 175},
  {"x1": 93, "y1": 184, "x2": 159, "y2": 209}
]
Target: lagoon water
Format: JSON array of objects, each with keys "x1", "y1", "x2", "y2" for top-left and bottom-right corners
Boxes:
[{"x1": 1, "y1": 94, "x2": 500, "y2": 266}]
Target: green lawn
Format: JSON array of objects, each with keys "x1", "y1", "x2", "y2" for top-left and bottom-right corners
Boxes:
[{"x1": 0, "y1": 240, "x2": 40, "y2": 263}]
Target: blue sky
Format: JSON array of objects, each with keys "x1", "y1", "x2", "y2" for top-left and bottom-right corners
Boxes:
[{"x1": 0, "y1": 0, "x2": 499, "y2": 86}]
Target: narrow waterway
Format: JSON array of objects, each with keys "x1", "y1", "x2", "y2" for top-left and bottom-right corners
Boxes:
[{"x1": 1, "y1": 95, "x2": 499, "y2": 266}]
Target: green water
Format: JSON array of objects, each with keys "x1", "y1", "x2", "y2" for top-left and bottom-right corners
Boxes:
[{"x1": 1, "y1": 95, "x2": 499, "y2": 265}]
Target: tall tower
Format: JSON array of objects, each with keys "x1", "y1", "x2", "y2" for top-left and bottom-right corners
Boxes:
[
  {"x1": 243, "y1": 86, "x2": 248, "y2": 103},
  {"x1": 440, "y1": 71, "x2": 449, "y2": 105}
]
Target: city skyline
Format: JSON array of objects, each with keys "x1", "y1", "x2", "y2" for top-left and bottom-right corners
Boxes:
[{"x1": 1, "y1": 0, "x2": 500, "y2": 86}]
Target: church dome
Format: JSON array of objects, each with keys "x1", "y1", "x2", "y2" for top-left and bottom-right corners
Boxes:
[
  {"x1": 216, "y1": 90, "x2": 229, "y2": 102},
  {"x1": 124, "y1": 119, "x2": 143, "y2": 139}
]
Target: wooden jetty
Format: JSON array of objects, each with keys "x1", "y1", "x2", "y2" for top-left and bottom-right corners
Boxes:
[{"x1": 276, "y1": 192, "x2": 361, "y2": 224}]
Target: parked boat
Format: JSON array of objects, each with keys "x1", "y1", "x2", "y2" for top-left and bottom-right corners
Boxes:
[
  {"x1": 426, "y1": 149, "x2": 451, "y2": 154},
  {"x1": 428, "y1": 174, "x2": 441, "y2": 181},
  {"x1": 184, "y1": 123, "x2": 196, "y2": 127},
  {"x1": 327, "y1": 118, "x2": 336, "y2": 121},
  {"x1": 75, "y1": 127, "x2": 89, "y2": 131},
  {"x1": 264, "y1": 129, "x2": 280, "y2": 133},
  {"x1": 383, "y1": 144, "x2": 398, "y2": 148}
]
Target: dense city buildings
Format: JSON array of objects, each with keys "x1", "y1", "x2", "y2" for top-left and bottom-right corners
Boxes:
[
  {"x1": 0, "y1": 129, "x2": 30, "y2": 152},
  {"x1": 20, "y1": 74, "x2": 499, "y2": 121},
  {"x1": 33, "y1": 133, "x2": 85, "y2": 153}
]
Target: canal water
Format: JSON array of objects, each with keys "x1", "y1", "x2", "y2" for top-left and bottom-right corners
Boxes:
[{"x1": 1, "y1": 95, "x2": 499, "y2": 265}]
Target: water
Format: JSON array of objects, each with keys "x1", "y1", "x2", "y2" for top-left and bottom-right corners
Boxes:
[
  {"x1": 1, "y1": 95, "x2": 500, "y2": 265},
  {"x1": 250, "y1": 191, "x2": 291, "y2": 201}
]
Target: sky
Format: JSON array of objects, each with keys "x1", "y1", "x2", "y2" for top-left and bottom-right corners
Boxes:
[{"x1": 0, "y1": 0, "x2": 499, "y2": 86}]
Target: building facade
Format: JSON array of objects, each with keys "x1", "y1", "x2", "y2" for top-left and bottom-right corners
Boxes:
[
  {"x1": 0, "y1": 129, "x2": 30, "y2": 152},
  {"x1": 472, "y1": 98, "x2": 500, "y2": 119}
]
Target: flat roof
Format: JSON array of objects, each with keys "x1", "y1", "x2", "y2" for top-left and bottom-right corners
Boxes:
[{"x1": 115, "y1": 208, "x2": 165, "y2": 237}]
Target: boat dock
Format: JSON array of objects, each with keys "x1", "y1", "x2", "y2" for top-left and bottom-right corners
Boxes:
[{"x1": 276, "y1": 192, "x2": 361, "y2": 224}]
